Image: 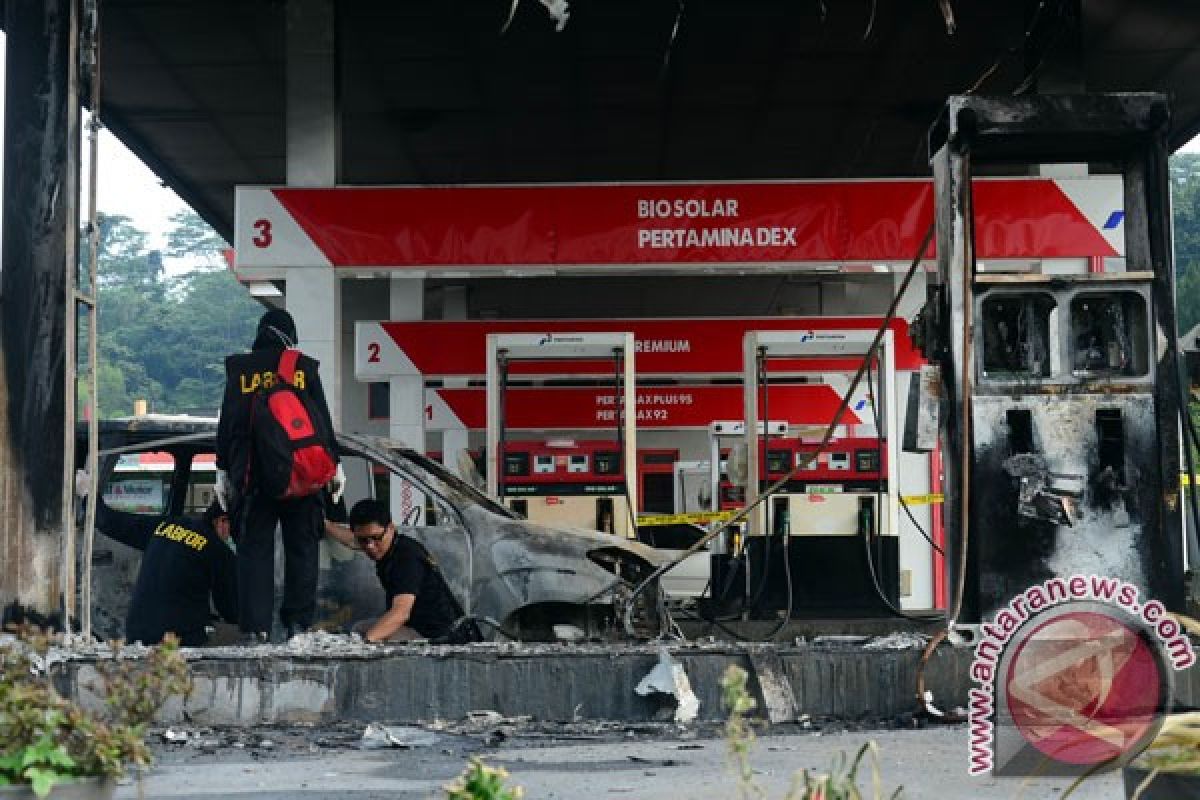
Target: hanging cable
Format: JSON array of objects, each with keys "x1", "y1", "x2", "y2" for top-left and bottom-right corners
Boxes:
[
  {"x1": 901, "y1": 495, "x2": 945, "y2": 556},
  {"x1": 1174, "y1": 352, "x2": 1200, "y2": 575},
  {"x1": 615, "y1": 348, "x2": 643, "y2": 542},
  {"x1": 916, "y1": 166, "x2": 978, "y2": 724},
  {"x1": 496, "y1": 350, "x2": 509, "y2": 500},
  {"x1": 744, "y1": 347, "x2": 774, "y2": 614},
  {"x1": 622, "y1": 222, "x2": 937, "y2": 639},
  {"x1": 864, "y1": 357, "x2": 943, "y2": 622},
  {"x1": 750, "y1": 347, "x2": 794, "y2": 641},
  {"x1": 865, "y1": 355, "x2": 945, "y2": 556}
]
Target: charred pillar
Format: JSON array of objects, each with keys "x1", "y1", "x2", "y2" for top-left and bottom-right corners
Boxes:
[{"x1": 0, "y1": 0, "x2": 80, "y2": 615}]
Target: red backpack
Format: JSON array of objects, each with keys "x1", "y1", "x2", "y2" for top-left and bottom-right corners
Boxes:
[{"x1": 248, "y1": 349, "x2": 338, "y2": 499}]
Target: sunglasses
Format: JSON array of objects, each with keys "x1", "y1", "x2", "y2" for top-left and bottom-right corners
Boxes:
[{"x1": 354, "y1": 531, "x2": 388, "y2": 545}]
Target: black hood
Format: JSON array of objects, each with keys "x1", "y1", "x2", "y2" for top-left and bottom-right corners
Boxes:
[{"x1": 253, "y1": 309, "x2": 298, "y2": 350}]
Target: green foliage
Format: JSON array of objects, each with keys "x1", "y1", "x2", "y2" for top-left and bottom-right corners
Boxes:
[
  {"x1": 0, "y1": 629, "x2": 193, "y2": 796},
  {"x1": 0, "y1": 730, "x2": 79, "y2": 797},
  {"x1": 719, "y1": 665, "x2": 902, "y2": 800},
  {"x1": 444, "y1": 758, "x2": 524, "y2": 800},
  {"x1": 1173, "y1": 154, "x2": 1200, "y2": 335},
  {"x1": 722, "y1": 664, "x2": 763, "y2": 799},
  {"x1": 787, "y1": 742, "x2": 901, "y2": 800},
  {"x1": 90, "y1": 212, "x2": 259, "y2": 417},
  {"x1": 163, "y1": 209, "x2": 227, "y2": 267}
]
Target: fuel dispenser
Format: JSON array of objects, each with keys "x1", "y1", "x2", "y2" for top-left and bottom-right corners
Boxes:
[
  {"x1": 723, "y1": 329, "x2": 903, "y2": 616},
  {"x1": 485, "y1": 332, "x2": 639, "y2": 539},
  {"x1": 922, "y1": 94, "x2": 1186, "y2": 622},
  {"x1": 493, "y1": 439, "x2": 635, "y2": 538}
]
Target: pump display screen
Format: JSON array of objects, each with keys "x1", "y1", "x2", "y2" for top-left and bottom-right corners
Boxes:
[
  {"x1": 980, "y1": 292, "x2": 1055, "y2": 379},
  {"x1": 1070, "y1": 292, "x2": 1148, "y2": 377},
  {"x1": 855, "y1": 449, "x2": 880, "y2": 472},
  {"x1": 504, "y1": 452, "x2": 530, "y2": 476},
  {"x1": 594, "y1": 451, "x2": 622, "y2": 475},
  {"x1": 766, "y1": 449, "x2": 791, "y2": 474}
]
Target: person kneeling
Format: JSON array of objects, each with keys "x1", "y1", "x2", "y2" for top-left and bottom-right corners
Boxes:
[
  {"x1": 96, "y1": 499, "x2": 237, "y2": 646},
  {"x1": 324, "y1": 498, "x2": 479, "y2": 644}
]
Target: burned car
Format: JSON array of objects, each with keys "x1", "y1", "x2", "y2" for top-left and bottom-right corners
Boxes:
[{"x1": 82, "y1": 418, "x2": 669, "y2": 642}]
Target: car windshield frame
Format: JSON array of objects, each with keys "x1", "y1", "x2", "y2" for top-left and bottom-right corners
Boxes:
[{"x1": 333, "y1": 435, "x2": 517, "y2": 520}]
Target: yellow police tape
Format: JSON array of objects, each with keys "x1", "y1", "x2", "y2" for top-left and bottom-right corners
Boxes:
[
  {"x1": 901, "y1": 493, "x2": 945, "y2": 506},
  {"x1": 638, "y1": 493, "x2": 949, "y2": 527},
  {"x1": 636, "y1": 511, "x2": 737, "y2": 527}
]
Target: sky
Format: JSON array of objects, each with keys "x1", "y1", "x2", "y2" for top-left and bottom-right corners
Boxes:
[
  {"x1": 0, "y1": 28, "x2": 1199, "y2": 262},
  {"x1": 0, "y1": 31, "x2": 192, "y2": 273}
]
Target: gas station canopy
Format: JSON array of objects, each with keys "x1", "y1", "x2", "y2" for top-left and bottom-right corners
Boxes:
[{"x1": 87, "y1": 0, "x2": 1200, "y2": 243}]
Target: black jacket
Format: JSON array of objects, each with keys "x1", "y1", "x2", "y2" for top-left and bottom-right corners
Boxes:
[
  {"x1": 375, "y1": 535, "x2": 481, "y2": 643},
  {"x1": 96, "y1": 502, "x2": 238, "y2": 646},
  {"x1": 216, "y1": 342, "x2": 337, "y2": 493}
]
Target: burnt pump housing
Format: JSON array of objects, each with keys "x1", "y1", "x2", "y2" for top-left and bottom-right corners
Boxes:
[{"x1": 924, "y1": 94, "x2": 1186, "y2": 622}]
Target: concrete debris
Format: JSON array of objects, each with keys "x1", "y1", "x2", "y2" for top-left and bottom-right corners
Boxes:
[
  {"x1": 466, "y1": 710, "x2": 509, "y2": 726},
  {"x1": 552, "y1": 623, "x2": 587, "y2": 643},
  {"x1": 284, "y1": 630, "x2": 371, "y2": 656},
  {"x1": 539, "y1": 0, "x2": 570, "y2": 31},
  {"x1": 425, "y1": 710, "x2": 534, "y2": 741},
  {"x1": 862, "y1": 632, "x2": 931, "y2": 651},
  {"x1": 811, "y1": 635, "x2": 870, "y2": 647},
  {"x1": 747, "y1": 650, "x2": 797, "y2": 724},
  {"x1": 359, "y1": 723, "x2": 440, "y2": 750},
  {"x1": 30, "y1": 638, "x2": 153, "y2": 673},
  {"x1": 634, "y1": 647, "x2": 699, "y2": 724}
]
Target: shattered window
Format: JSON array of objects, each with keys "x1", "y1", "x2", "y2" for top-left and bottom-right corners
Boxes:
[
  {"x1": 980, "y1": 293, "x2": 1056, "y2": 380},
  {"x1": 102, "y1": 451, "x2": 173, "y2": 515},
  {"x1": 1070, "y1": 292, "x2": 1148, "y2": 377}
]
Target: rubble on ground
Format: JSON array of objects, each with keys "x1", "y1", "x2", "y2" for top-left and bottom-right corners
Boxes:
[{"x1": 861, "y1": 632, "x2": 931, "y2": 650}]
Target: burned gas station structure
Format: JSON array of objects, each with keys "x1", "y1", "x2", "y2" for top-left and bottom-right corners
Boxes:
[{"x1": 5, "y1": 2, "x2": 1200, "y2": 729}]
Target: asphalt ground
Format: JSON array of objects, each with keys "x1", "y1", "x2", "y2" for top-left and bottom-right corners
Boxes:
[{"x1": 112, "y1": 722, "x2": 1122, "y2": 799}]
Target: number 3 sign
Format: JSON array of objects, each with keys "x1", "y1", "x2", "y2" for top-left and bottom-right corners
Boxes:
[{"x1": 233, "y1": 187, "x2": 333, "y2": 270}]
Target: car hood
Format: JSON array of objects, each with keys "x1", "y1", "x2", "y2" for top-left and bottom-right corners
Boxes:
[{"x1": 463, "y1": 505, "x2": 672, "y2": 567}]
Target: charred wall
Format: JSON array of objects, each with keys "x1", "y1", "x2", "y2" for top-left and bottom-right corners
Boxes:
[{"x1": 0, "y1": 0, "x2": 77, "y2": 613}]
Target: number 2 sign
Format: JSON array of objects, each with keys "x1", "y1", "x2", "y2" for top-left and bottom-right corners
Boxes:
[{"x1": 354, "y1": 322, "x2": 422, "y2": 378}]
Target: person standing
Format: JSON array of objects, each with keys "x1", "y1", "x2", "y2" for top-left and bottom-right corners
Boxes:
[{"x1": 215, "y1": 308, "x2": 344, "y2": 642}]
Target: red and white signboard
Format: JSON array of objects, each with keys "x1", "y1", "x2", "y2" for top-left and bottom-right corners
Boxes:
[
  {"x1": 424, "y1": 384, "x2": 861, "y2": 432},
  {"x1": 356, "y1": 317, "x2": 922, "y2": 380},
  {"x1": 235, "y1": 178, "x2": 1122, "y2": 273}
]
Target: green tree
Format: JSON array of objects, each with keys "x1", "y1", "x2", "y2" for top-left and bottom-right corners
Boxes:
[
  {"x1": 95, "y1": 213, "x2": 164, "y2": 292},
  {"x1": 164, "y1": 209, "x2": 228, "y2": 268},
  {"x1": 1173, "y1": 153, "x2": 1200, "y2": 334},
  {"x1": 93, "y1": 212, "x2": 258, "y2": 417}
]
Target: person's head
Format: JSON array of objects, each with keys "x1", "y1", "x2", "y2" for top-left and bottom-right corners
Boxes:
[
  {"x1": 253, "y1": 308, "x2": 298, "y2": 350},
  {"x1": 348, "y1": 498, "x2": 395, "y2": 561},
  {"x1": 203, "y1": 501, "x2": 231, "y2": 542}
]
